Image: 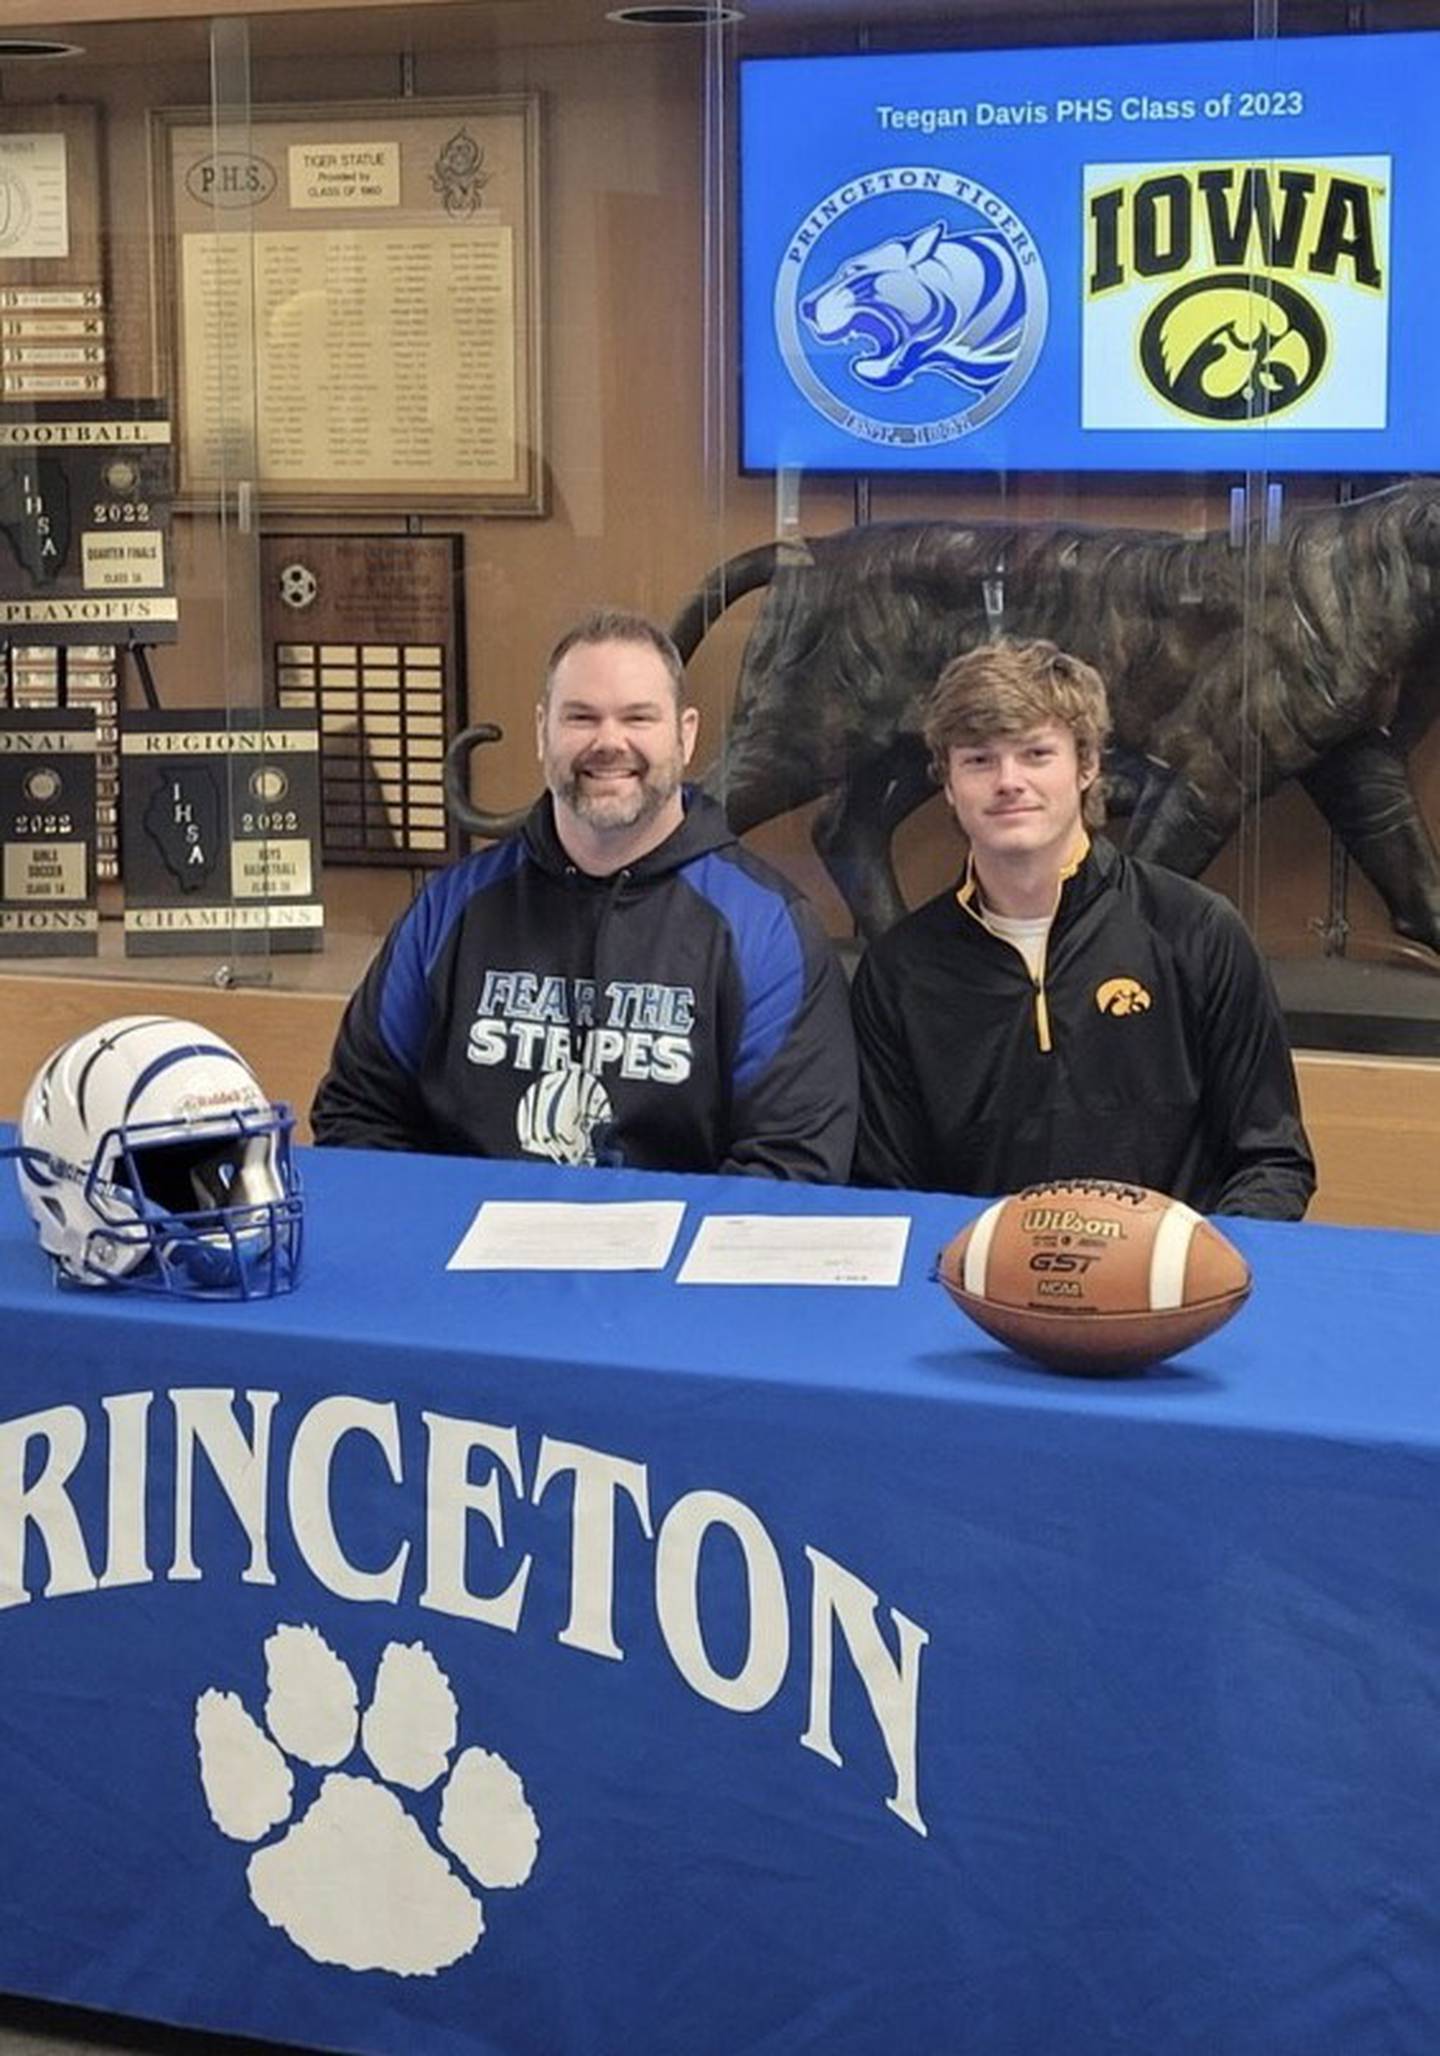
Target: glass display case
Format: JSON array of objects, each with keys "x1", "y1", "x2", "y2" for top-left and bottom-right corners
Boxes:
[{"x1": 0, "y1": 0, "x2": 1436, "y2": 1138}]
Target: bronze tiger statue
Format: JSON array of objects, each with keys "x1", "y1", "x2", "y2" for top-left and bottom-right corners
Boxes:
[{"x1": 448, "y1": 481, "x2": 1440, "y2": 949}]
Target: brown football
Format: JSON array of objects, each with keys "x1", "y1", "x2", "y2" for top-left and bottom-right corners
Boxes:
[{"x1": 937, "y1": 1179, "x2": 1252, "y2": 1375}]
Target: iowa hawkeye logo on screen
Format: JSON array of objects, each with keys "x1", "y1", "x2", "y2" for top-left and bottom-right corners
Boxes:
[{"x1": 1081, "y1": 158, "x2": 1389, "y2": 432}]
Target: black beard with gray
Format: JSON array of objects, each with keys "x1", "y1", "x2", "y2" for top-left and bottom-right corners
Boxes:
[{"x1": 557, "y1": 755, "x2": 681, "y2": 829}]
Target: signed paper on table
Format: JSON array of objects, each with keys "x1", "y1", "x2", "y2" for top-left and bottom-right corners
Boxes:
[
  {"x1": 676, "y1": 1214, "x2": 911, "y2": 1288},
  {"x1": 447, "y1": 1200, "x2": 685, "y2": 1272}
]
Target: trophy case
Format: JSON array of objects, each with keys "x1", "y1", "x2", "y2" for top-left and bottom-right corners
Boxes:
[{"x1": 0, "y1": 0, "x2": 1432, "y2": 1219}]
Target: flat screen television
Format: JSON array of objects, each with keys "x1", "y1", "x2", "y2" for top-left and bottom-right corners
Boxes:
[{"x1": 739, "y1": 31, "x2": 1434, "y2": 474}]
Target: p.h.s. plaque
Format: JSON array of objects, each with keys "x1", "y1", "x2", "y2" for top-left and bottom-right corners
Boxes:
[
  {"x1": 120, "y1": 709, "x2": 322, "y2": 956},
  {"x1": 262, "y1": 533, "x2": 463, "y2": 867},
  {"x1": 0, "y1": 708, "x2": 98, "y2": 956}
]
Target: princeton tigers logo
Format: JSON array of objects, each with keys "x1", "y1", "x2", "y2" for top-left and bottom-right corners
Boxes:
[
  {"x1": 800, "y1": 222, "x2": 1029, "y2": 396},
  {"x1": 1095, "y1": 976, "x2": 1152, "y2": 1018},
  {"x1": 774, "y1": 167, "x2": 1048, "y2": 450}
]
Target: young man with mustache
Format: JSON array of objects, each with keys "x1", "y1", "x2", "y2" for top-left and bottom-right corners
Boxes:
[
  {"x1": 313, "y1": 608, "x2": 857, "y2": 1178},
  {"x1": 852, "y1": 638, "x2": 1314, "y2": 1218}
]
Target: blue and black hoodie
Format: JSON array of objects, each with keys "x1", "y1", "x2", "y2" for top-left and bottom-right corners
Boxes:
[{"x1": 312, "y1": 790, "x2": 857, "y2": 1180}]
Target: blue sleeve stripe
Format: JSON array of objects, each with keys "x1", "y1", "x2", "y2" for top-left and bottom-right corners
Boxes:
[
  {"x1": 378, "y1": 839, "x2": 526, "y2": 1072},
  {"x1": 683, "y1": 852, "x2": 806, "y2": 1091}
]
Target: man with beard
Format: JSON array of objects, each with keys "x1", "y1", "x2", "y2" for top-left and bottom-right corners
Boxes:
[{"x1": 312, "y1": 608, "x2": 857, "y2": 1177}]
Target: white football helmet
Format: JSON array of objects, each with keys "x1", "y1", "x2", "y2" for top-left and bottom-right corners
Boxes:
[{"x1": 11, "y1": 1015, "x2": 302, "y2": 1297}]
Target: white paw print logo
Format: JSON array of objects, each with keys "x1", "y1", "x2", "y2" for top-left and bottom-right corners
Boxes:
[{"x1": 194, "y1": 1624, "x2": 540, "y2": 1977}]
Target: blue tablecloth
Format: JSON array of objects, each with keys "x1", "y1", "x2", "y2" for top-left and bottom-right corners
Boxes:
[{"x1": 0, "y1": 1142, "x2": 1438, "y2": 2056}]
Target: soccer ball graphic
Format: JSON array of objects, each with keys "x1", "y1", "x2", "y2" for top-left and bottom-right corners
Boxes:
[{"x1": 278, "y1": 562, "x2": 318, "y2": 610}]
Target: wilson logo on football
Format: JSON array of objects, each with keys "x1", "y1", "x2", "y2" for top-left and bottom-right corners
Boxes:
[
  {"x1": 1019, "y1": 1208, "x2": 1122, "y2": 1240},
  {"x1": 1095, "y1": 976, "x2": 1152, "y2": 1016}
]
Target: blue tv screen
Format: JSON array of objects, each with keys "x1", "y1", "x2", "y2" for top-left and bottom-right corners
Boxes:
[{"x1": 739, "y1": 32, "x2": 1434, "y2": 474}]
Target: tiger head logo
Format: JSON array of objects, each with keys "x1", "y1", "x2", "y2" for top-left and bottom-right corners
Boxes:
[
  {"x1": 799, "y1": 221, "x2": 1030, "y2": 396},
  {"x1": 1095, "y1": 977, "x2": 1152, "y2": 1018},
  {"x1": 516, "y1": 1064, "x2": 615, "y2": 1167},
  {"x1": 775, "y1": 172, "x2": 1048, "y2": 449}
]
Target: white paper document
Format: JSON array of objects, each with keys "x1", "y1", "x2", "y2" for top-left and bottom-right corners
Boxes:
[
  {"x1": 676, "y1": 1214, "x2": 912, "y2": 1288},
  {"x1": 447, "y1": 1200, "x2": 686, "y2": 1272}
]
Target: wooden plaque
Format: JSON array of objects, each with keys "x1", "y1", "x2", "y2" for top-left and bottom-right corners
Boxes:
[
  {"x1": 120, "y1": 708, "x2": 323, "y2": 956},
  {"x1": 0, "y1": 401, "x2": 176, "y2": 646},
  {"x1": 0, "y1": 708, "x2": 97, "y2": 957},
  {"x1": 0, "y1": 103, "x2": 109, "y2": 402},
  {"x1": 152, "y1": 98, "x2": 543, "y2": 515},
  {"x1": 262, "y1": 532, "x2": 464, "y2": 868}
]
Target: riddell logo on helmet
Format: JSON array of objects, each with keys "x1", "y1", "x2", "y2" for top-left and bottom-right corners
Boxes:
[{"x1": 175, "y1": 1088, "x2": 255, "y2": 1117}]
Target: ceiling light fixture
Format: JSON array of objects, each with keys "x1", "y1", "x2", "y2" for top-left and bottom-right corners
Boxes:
[
  {"x1": 606, "y1": 6, "x2": 744, "y2": 26},
  {"x1": 0, "y1": 37, "x2": 84, "y2": 58}
]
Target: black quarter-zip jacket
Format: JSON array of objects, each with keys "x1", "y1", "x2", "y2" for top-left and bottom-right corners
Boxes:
[
  {"x1": 852, "y1": 837, "x2": 1315, "y2": 1220},
  {"x1": 312, "y1": 789, "x2": 857, "y2": 1180}
]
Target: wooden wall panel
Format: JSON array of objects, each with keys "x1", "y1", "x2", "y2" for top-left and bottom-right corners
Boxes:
[
  {"x1": 0, "y1": 979, "x2": 1435, "y2": 1229},
  {"x1": 1291, "y1": 1053, "x2": 1440, "y2": 1231},
  {"x1": 0, "y1": 0, "x2": 476, "y2": 24},
  {"x1": 0, "y1": 977, "x2": 343, "y2": 1141}
]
